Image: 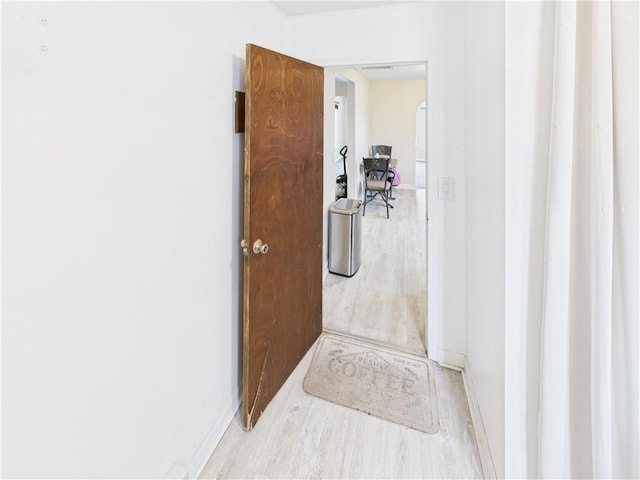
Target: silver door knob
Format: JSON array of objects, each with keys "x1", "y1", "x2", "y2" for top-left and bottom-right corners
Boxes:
[{"x1": 252, "y1": 239, "x2": 269, "y2": 255}]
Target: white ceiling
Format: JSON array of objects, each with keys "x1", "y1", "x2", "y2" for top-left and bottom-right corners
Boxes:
[
  {"x1": 273, "y1": 1, "x2": 425, "y2": 81},
  {"x1": 351, "y1": 64, "x2": 426, "y2": 81},
  {"x1": 272, "y1": 1, "x2": 412, "y2": 17}
]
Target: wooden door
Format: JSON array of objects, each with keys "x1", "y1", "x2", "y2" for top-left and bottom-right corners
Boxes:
[{"x1": 242, "y1": 44, "x2": 324, "y2": 429}]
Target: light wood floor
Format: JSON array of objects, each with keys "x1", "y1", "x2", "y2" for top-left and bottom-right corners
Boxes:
[
  {"x1": 200, "y1": 189, "x2": 483, "y2": 479},
  {"x1": 324, "y1": 188, "x2": 427, "y2": 355},
  {"x1": 200, "y1": 341, "x2": 482, "y2": 479}
]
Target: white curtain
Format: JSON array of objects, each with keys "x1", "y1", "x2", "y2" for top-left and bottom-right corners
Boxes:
[{"x1": 506, "y1": 1, "x2": 639, "y2": 478}]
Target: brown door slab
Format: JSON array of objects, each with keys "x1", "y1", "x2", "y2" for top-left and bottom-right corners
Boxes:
[{"x1": 242, "y1": 44, "x2": 324, "y2": 429}]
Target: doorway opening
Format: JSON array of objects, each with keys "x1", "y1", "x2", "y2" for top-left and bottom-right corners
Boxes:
[{"x1": 323, "y1": 62, "x2": 429, "y2": 357}]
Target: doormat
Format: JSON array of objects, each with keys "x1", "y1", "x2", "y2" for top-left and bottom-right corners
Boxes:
[{"x1": 303, "y1": 334, "x2": 440, "y2": 434}]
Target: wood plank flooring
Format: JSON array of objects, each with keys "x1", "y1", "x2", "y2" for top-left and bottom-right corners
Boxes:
[
  {"x1": 199, "y1": 189, "x2": 483, "y2": 479},
  {"x1": 324, "y1": 188, "x2": 427, "y2": 355},
  {"x1": 200, "y1": 336, "x2": 482, "y2": 479}
]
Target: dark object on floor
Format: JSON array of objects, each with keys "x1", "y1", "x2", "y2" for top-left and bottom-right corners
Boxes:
[{"x1": 336, "y1": 145, "x2": 348, "y2": 199}]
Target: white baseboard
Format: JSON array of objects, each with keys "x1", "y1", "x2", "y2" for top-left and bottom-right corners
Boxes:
[
  {"x1": 429, "y1": 348, "x2": 465, "y2": 369},
  {"x1": 188, "y1": 391, "x2": 241, "y2": 480},
  {"x1": 462, "y1": 357, "x2": 497, "y2": 479}
]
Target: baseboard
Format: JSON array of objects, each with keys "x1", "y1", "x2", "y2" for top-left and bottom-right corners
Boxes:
[
  {"x1": 462, "y1": 357, "x2": 497, "y2": 479},
  {"x1": 188, "y1": 390, "x2": 241, "y2": 480},
  {"x1": 429, "y1": 348, "x2": 465, "y2": 369}
]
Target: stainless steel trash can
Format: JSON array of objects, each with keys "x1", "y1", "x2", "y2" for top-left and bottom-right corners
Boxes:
[{"x1": 329, "y1": 198, "x2": 363, "y2": 277}]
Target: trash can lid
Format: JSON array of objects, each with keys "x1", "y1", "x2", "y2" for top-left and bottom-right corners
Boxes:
[{"x1": 330, "y1": 198, "x2": 363, "y2": 214}]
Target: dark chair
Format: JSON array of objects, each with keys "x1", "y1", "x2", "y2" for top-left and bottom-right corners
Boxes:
[
  {"x1": 363, "y1": 157, "x2": 393, "y2": 218},
  {"x1": 372, "y1": 144, "x2": 392, "y2": 158},
  {"x1": 372, "y1": 145, "x2": 397, "y2": 199}
]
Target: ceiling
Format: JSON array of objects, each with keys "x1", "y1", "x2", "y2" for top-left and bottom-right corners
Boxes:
[
  {"x1": 272, "y1": 1, "x2": 425, "y2": 81},
  {"x1": 349, "y1": 64, "x2": 426, "y2": 81},
  {"x1": 272, "y1": 1, "x2": 412, "y2": 17}
]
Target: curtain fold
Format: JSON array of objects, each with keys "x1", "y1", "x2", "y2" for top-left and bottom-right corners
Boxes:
[
  {"x1": 537, "y1": 3, "x2": 578, "y2": 477},
  {"x1": 507, "y1": 1, "x2": 638, "y2": 478},
  {"x1": 588, "y1": 2, "x2": 615, "y2": 477}
]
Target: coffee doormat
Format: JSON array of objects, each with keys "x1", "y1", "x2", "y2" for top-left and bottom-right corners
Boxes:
[{"x1": 303, "y1": 334, "x2": 440, "y2": 434}]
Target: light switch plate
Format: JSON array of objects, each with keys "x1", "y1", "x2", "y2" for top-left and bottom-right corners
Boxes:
[{"x1": 438, "y1": 177, "x2": 454, "y2": 200}]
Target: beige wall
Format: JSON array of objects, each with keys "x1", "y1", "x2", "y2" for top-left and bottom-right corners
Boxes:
[{"x1": 369, "y1": 79, "x2": 426, "y2": 187}]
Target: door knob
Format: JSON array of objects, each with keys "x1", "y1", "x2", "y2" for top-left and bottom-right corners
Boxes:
[{"x1": 252, "y1": 239, "x2": 269, "y2": 255}]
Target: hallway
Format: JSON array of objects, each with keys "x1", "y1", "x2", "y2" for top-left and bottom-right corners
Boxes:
[
  {"x1": 200, "y1": 189, "x2": 482, "y2": 479},
  {"x1": 324, "y1": 188, "x2": 427, "y2": 355}
]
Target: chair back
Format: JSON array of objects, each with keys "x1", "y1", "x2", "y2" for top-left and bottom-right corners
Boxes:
[
  {"x1": 362, "y1": 157, "x2": 392, "y2": 218},
  {"x1": 372, "y1": 145, "x2": 392, "y2": 158},
  {"x1": 363, "y1": 157, "x2": 390, "y2": 188}
]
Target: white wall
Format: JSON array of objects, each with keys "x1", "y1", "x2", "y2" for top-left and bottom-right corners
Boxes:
[
  {"x1": 463, "y1": 2, "x2": 506, "y2": 477},
  {"x1": 334, "y1": 95, "x2": 347, "y2": 160},
  {"x1": 323, "y1": 71, "x2": 337, "y2": 274},
  {"x1": 1, "y1": 2, "x2": 287, "y2": 478},
  {"x1": 330, "y1": 68, "x2": 372, "y2": 200},
  {"x1": 503, "y1": 3, "x2": 555, "y2": 477},
  {"x1": 416, "y1": 104, "x2": 427, "y2": 160}
]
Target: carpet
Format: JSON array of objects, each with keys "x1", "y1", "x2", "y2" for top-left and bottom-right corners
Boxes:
[{"x1": 303, "y1": 333, "x2": 440, "y2": 434}]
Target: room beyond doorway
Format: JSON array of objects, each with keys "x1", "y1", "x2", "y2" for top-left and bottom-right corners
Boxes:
[
  {"x1": 323, "y1": 62, "x2": 429, "y2": 354},
  {"x1": 323, "y1": 188, "x2": 427, "y2": 356},
  {"x1": 324, "y1": 63, "x2": 428, "y2": 356}
]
